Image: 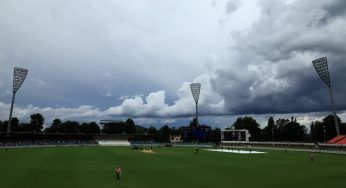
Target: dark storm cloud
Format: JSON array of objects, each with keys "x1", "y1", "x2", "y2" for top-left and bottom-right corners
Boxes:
[
  {"x1": 211, "y1": 0, "x2": 346, "y2": 115},
  {"x1": 1, "y1": 0, "x2": 346, "y2": 125},
  {"x1": 0, "y1": 0, "x2": 232, "y2": 123},
  {"x1": 225, "y1": 0, "x2": 240, "y2": 14},
  {"x1": 325, "y1": 0, "x2": 346, "y2": 18},
  {"x1": 0, "y1": 0, "x2": 219, "y2": 109}
]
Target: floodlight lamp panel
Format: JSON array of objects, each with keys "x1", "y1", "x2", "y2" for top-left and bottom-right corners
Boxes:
[
  {"x1": 190, "y1": 83, "x2": 201, "y2": 103},
  {"x1": 13, "y1": 67, "x2": 28, "y2": 93},
  {"x1": 312, "y1": 57, "x2": 331, "y2": 87}
]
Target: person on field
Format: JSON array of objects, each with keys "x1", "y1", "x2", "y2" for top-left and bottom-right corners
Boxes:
[
  {"x1": 115, "y1": 165, "x2": 122, "y2": 180},
  {"x1": 310, "y1": 153, "x2": 314, "y2": 162},
  {"x1": 195, "y1": 148, "x2": 199, "y2": 154}
]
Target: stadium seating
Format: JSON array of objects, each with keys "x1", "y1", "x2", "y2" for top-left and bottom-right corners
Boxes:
[
  {"x1": 335, "y1": 138, "x2": 346, "y2": 144},
  {"x1": 327, "y1": 135, "x2": 346, "y2": 144}
]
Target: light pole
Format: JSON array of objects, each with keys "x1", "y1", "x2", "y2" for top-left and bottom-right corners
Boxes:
[
  {"x1": 323, "y1": 125, "x2": 326, "y2": 143},
  {"x1": 312, "y1": 57, "x2": 340, "y2": 136},
  {"x1": 190, "y1": 83, "x2": 201, "y2": 127},
  {"x1": 7, "y1": 67, "x2": 28, "y2": 133}
]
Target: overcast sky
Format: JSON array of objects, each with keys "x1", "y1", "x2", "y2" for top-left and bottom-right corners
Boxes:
[{"x1": 1, "y1": 0, "x2": 346, "y2": 128}]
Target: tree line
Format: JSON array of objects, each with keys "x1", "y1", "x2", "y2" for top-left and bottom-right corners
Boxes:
[
  {"x1": 231, "y1": 115, "x2": 346, "y2": 142},
  {"x1": 0, "y1": 113, "x2": 101, "y2": 134},
  {"x1": 1, "y1": 113, "x2": 345, "y2": 142}
]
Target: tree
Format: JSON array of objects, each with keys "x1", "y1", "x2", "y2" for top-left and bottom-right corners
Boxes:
[
  {"x1": 79, "y1": 122, "x2": 100, "y2": 134},
  {"x1": 1, "y1": 118, "x2": 20, "y2": 132},
  {"x1": 30, "y1": 113, "x2": 44, "y2": 133},
  {"x1": 322, "y1": 115, "x2": 341, "y2": 141},
  {"x1": 262, "y1": 117, "x2": 276, "y2": 141},
  {"x1": 341, "y1": 123, "x2": 346, "y2": 135},
  {"x1": 170, "y1": 127, "x2": 183, "y2": 136},
  {"x1": 232, "y1": 116, "x2": 262, "y2": 141},
  {"x1": 88, "y1": 122, "x2": 101, "y2": 134},
  {"x1": 147, "y1": 126, "x2": 157, "y2": 135},
  {"x1": 281, "y1": 121, "x2": 306, "y2": 141},
  {"x1": 79, "y1": 123, "x2": 89, "y2": 133},
  {"x1": 10, "y1": 117, "x2": 20, "y2": 132},
  {"x1": 275, "y1": 117, "x2": 307, "y2": 141},
  {"x1": 310, "y1": 120, "x2": 324, "y2": 142},
  {"x1": 310, "y1": 115, "x2": 343, "y2": 142},
  {"x1": 125, "y1": 118, "x2": 136, "y2": 134},
  {"x1": 209, "y1": 128, "x2": 221, "y2": 144},
  {"x1": 275, "y1": 118, "x2": 290, "y2": 141},
  {"x1": 0, "y1": 120, "x2": 5, "y2": 132},
  {"x1": 60, "y1": 121, "x2": 80, "y2": 133},
  {"x1": 52, "y1": 119, "x2": 62, "y2": 133},
  {"x1": 135, "y1": 125, "x2": 147, "y2": 134},
  {"x1": 18, "y1": 123, "x2": 31, "y2": 132},
  {"x1": 44, "y1": 119, "x2": 62, "y2": 133},
  {"x1": 159, "y1": 125, "x2": 171, "y2": 142},
  {"x1": 147, "y1": 126, "x2": 158, "y2": 141},
  {"x1": 189, "y1": 118, "x2": 198, "y2": 127},
  {"x1": 310, "y1": 121, "x2": 317, "y2": 141}
]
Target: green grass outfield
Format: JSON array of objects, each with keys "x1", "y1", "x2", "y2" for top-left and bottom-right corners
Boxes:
[{"x1": 0, "y1": 146, "x2": 345, "y2": 188}]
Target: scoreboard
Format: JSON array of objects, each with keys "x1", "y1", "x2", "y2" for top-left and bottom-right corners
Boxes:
[
  {"x1": 221, "y1": 129, "x2": 250, "y2": 143},
  {"x1": 183, "y1": 126, "x2": 211, "y2": 141}
]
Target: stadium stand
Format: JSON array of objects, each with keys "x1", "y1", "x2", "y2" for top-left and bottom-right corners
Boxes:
[
  {"x1": 336, "y1": 138, "x2": 346, "y2": 144},
  {"x1": 0, "y1": 133, "x2": 97, "y2": 147},
  {"x1": 0, "y1": 133, "x2": 156, "y2": 148},
  {"x1": 327, "y1": 135, "x2": 346, "y2": 144}
]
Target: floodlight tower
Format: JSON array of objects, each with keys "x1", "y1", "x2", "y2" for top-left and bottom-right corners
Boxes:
[
  {"x1": 312, "y1": 57, "x2": 340, "y2": 136},
  {"x1": 7, "y1": 67, "x2": 28, "y2": 133},
  {"x1": 190, "y1": 83, "x2": 201, "y2": 127}
]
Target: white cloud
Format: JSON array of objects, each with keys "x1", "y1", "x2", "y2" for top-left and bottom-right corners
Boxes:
[
  {"x1": 162, "y1": 119, "x2": 176, "y2": 124},
  {"x1": 103, "y1": 74, "x2": 225, "y2": 118},
  {"x1": 2, "y1": 99, "x2": 345, "y2": 128},
  {"x1": 0, "y1": 101, "x2": 104, "y2": 123},
  {"x1": 1, "y1": 89, "x2": 11, "y2": 97},
  {"x1": 0, "y1": 75, "x2": 226, "y2": 123},
  {"x1": 31, "y1": 77, "x2": 46, "y2": 86}
]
